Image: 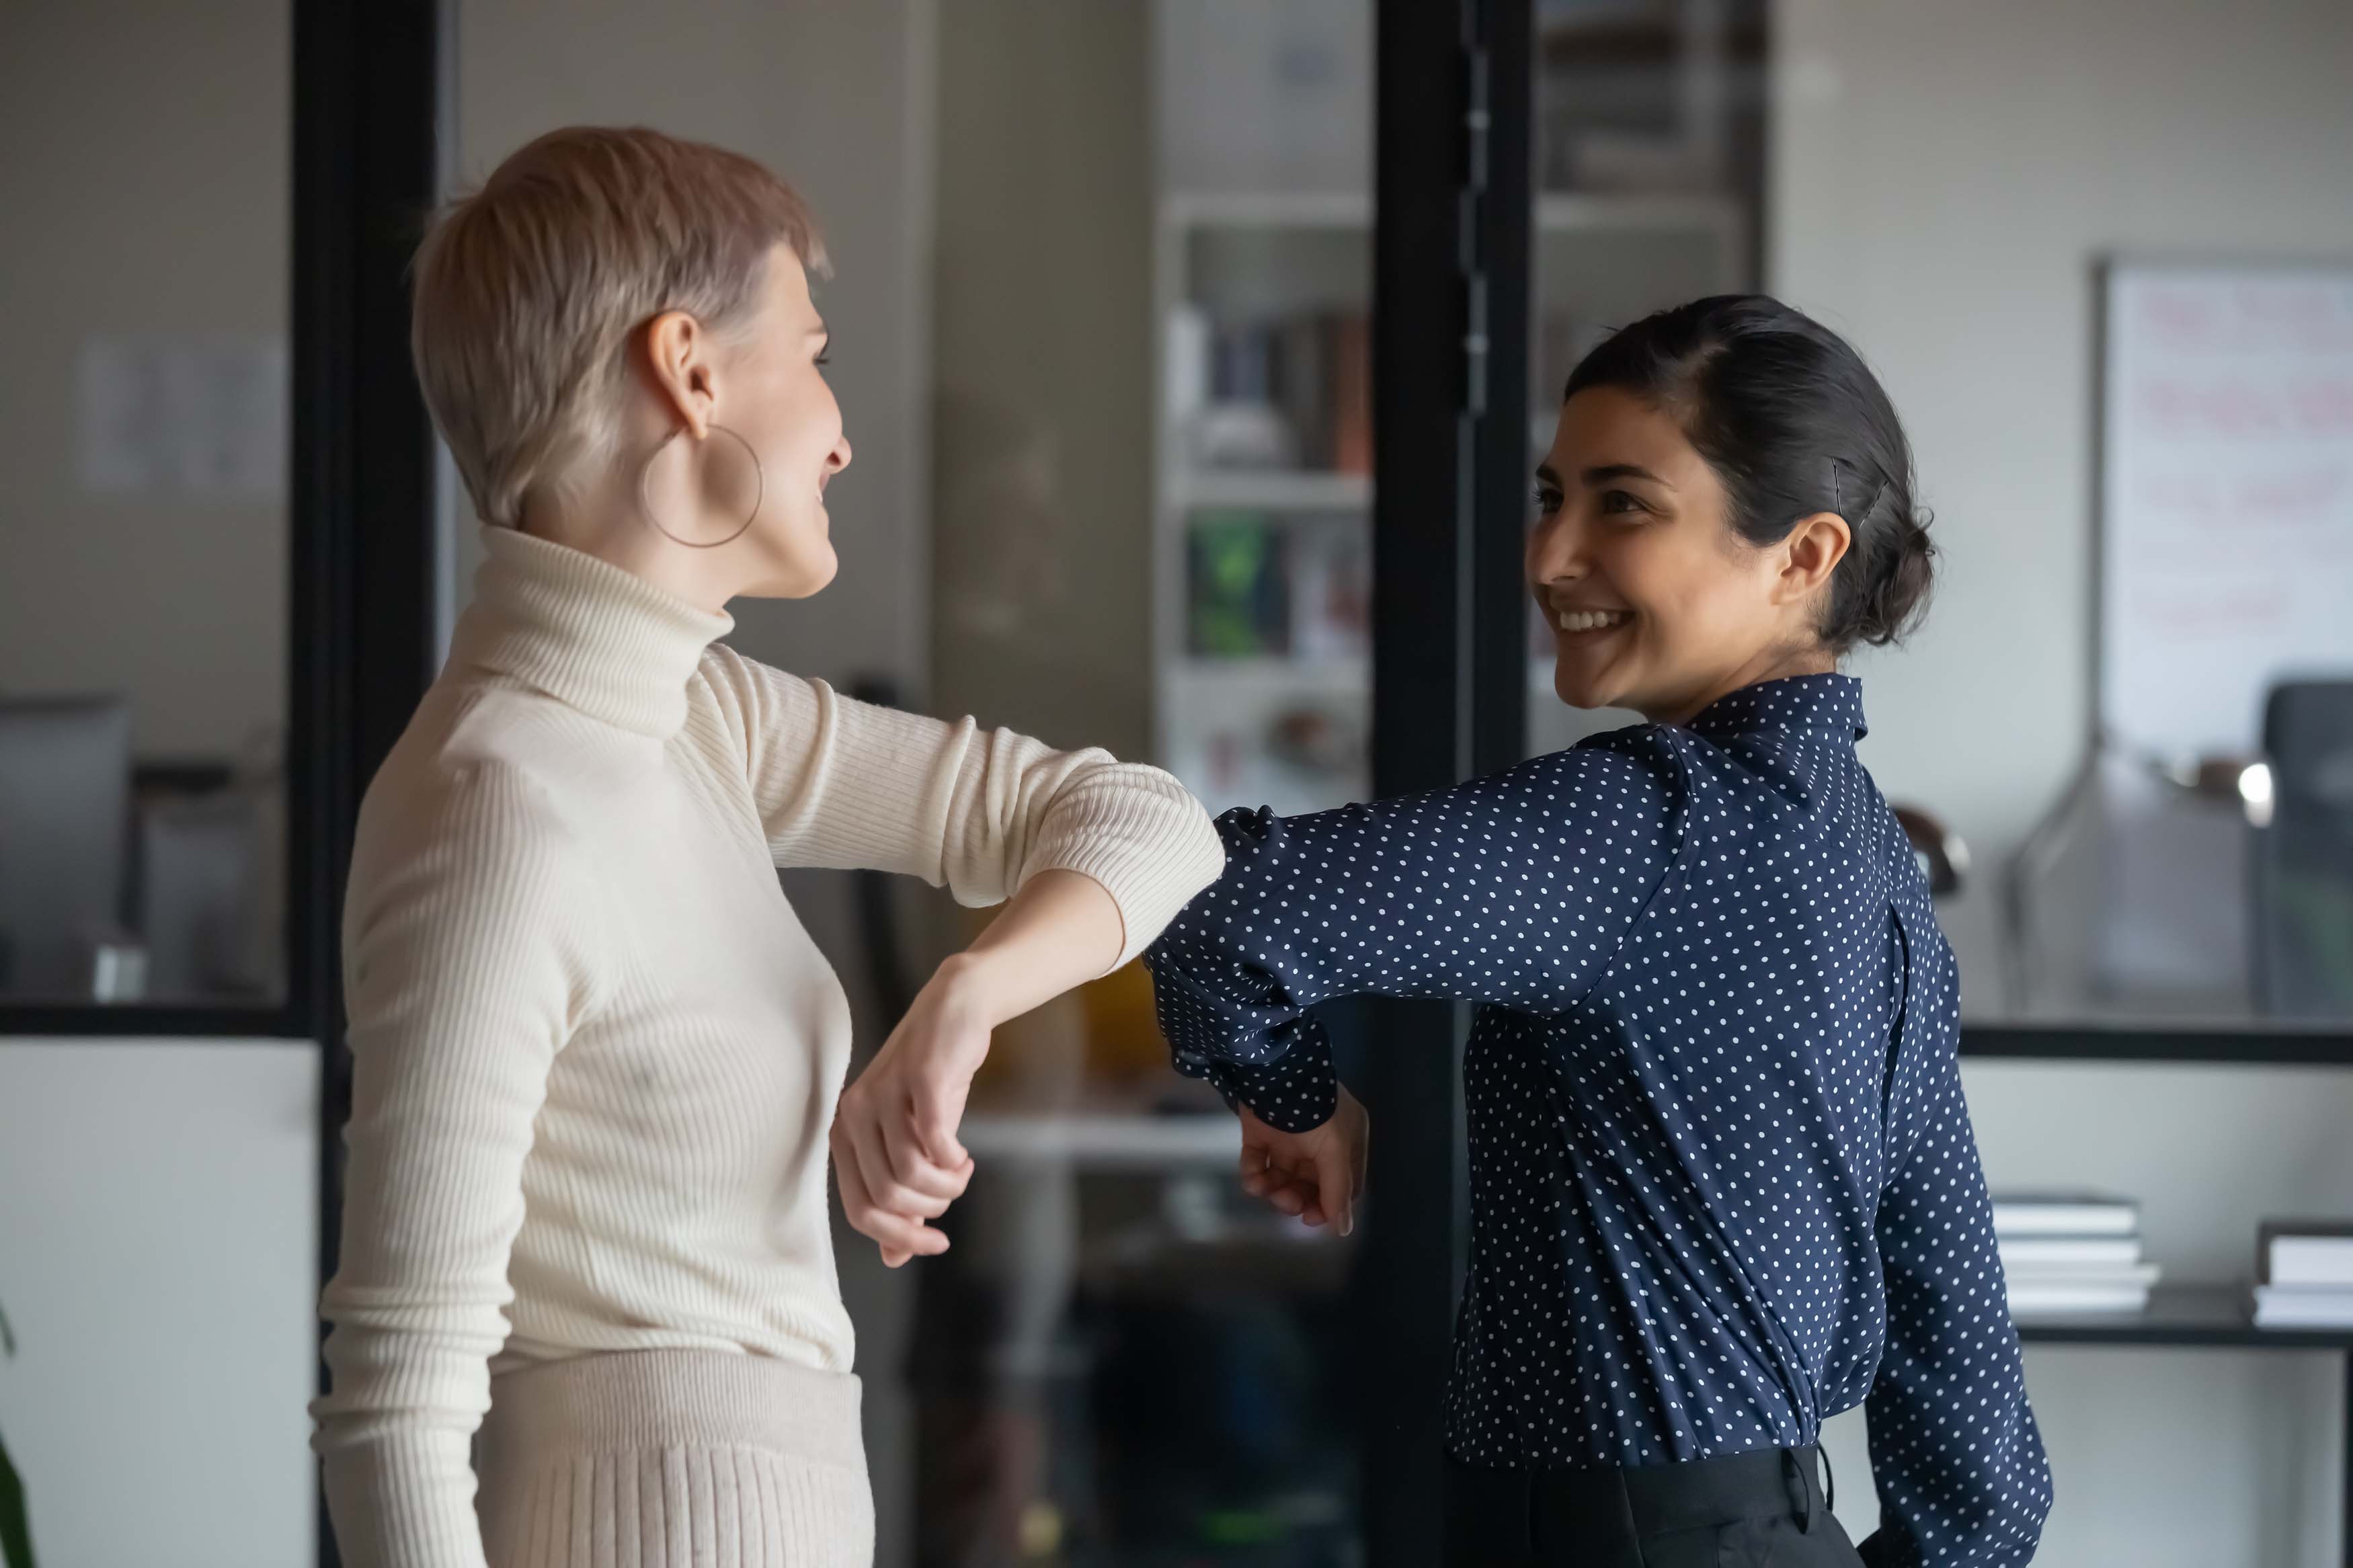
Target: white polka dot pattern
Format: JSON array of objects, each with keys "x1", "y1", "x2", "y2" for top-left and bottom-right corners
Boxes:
[{"x1": 1144, "y1": 675, "x2": 2052, "y2": 1565}]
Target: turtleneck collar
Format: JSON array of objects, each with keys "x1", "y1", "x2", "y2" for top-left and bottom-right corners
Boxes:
[{"x1": 449, "y1": 526, "x2": 734, "y2": 739}]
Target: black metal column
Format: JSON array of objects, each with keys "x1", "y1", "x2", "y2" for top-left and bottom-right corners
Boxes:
[
  {"x1": 292, "y1": 3, "x2": 444, "y2": 1563},
  {"x1": 1360, "y1": 1, "x2": 1531, "y2": 1559}
]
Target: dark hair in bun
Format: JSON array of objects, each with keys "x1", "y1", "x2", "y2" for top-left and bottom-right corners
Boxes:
[{"x1": 1564, "y1": 294, "x2": 1935, "y2": 652}]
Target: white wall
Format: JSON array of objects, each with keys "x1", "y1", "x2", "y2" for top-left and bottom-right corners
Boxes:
[
  {"x1": 930, "y1": 0, "x2": 1155, "y2": 758},
  {"x1": 0, "y1": 1040, "x2": 319, "y2": 1568},
  {"x1": 0, "y1": 0, "x2": 288, "y2": 760},
  {"x1": 1773, "y1": 3, "x2": 2353, "y2": 1562}
]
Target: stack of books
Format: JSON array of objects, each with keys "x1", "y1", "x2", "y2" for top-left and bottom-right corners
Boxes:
[
  {"x1": 2253, "y1": 1220, "x2": 2353, "y2": 1329},
  {"x1": 1181, "y1": 310, "x2": 1373, "y2": 475},
  {"x1": 1993, "y1": 1193, "x2": 2161, "y2": 1317}
]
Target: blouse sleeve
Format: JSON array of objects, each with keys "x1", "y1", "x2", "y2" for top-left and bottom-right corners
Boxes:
[
  {"x1": 1144, "y1": 739, "x2": 1681, "y2": 1131},
  {"x1": 1859, "y1": 908, "x2": 2053, "y2": 1566}
]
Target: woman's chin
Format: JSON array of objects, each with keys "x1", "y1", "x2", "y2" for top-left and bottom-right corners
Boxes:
[
  {"x1": 740, "y1": 532, "x2": 837, "y2": 599},
  {"x1": 1551, "y1": 657, "x2": 1622, "y2": 712}
]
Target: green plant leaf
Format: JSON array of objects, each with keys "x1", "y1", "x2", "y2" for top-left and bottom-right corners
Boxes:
[{"x1": 0, "y1": 1426, "x2": 33, "y2": 1568}]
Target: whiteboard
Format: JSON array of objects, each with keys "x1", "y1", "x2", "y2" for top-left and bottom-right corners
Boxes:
[{"x1": 2100, "y1": 262, "x2": 2353, "y2": 757}]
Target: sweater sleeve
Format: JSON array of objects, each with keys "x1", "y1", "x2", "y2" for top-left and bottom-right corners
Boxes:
[
  {"x1": 313, "y1": 765, "x2": 604, "y2": 1568},
  {"x1": 1860, "y1": 909, "x2": 2052, "y2": 1567},
  {"x1": 699, "y1": 647, "x2": 1224, "y2": 967}
]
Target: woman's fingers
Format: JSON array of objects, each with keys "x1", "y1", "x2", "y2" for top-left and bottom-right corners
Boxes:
[
  {"x1": 879, "y1": 1104, "x2": 971, "y2": 1203},
  {"x1": 1238, "y1": 1144, "x2": 1273, "y2": 1199},
  {"x1": 838, "y1": 1128, "x2": 946, "y2": 1260},
  {"x1": 912, "y1": 1073, "x2": 974, "y2": 1172},
  {"x1": 1240, "y1": 1146, "x2": 1328, "y2": 1221},
  {"x1": 850, "y1": 1110, "x2": 953, "y2": 1220},
  {"x1": 833, "y1": 1120, "x2": 951, "y2": 1264},
  {"x1": 1314, "y1": 1137, "x2": 1357, "y2": 1237}
]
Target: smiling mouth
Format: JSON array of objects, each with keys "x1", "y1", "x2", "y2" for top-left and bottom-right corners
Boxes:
[{"x1": 1556, "y1": 608, "x2": 1633, "y2": 634}]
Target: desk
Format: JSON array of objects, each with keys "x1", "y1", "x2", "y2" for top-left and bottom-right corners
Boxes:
[{"x1": 1971, "y1": 1022, "x2": 2353, "y2": 1565}]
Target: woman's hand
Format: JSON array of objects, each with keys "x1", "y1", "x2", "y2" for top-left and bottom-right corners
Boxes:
[
  {"x1": 834, "y1": 870, "x2": 1126, "y2": 1267},
  {"x1": 1236, "y1": 1086, "x2": 1368, "y2": 1235},
  {"x1": 832, "y1": 956, "x2": 990, "y2": 1268}
]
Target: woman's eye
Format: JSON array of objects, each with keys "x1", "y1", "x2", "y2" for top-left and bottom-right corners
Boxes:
[
  {"x1": 1532, "y1": 488, "x2": 1563, "y2": 515},
  {"x1": 1601, "y1": 489, "x2": 1646, "y2": 515}
]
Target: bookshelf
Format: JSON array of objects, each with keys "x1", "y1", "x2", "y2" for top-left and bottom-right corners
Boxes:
[
  {"x1": 1150, "y1": 185, "x2": 1747, "y2": 813},
  {"x1": 2016, "y1": 1285, "x2": 2353, "y2": 1349},
  {"x1": 1960, "y1": 1023, "x2": 2353, "y2": 1067},
  {"x1": 1172, "y1": 470, "x2": 1371, "y2": 513}
]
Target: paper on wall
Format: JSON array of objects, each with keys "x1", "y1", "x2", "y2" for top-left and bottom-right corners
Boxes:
[{"x1": 77, "y1": 335, "x2": 288, "y2": 501}]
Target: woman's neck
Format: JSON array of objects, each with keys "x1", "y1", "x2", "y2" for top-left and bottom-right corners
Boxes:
[
  {"x1": 1642, "y1": 643, "x2": 1839, "y2": 728},
  {"x1": 516, "y1": 489, "x2": 741, "y2": 616}
]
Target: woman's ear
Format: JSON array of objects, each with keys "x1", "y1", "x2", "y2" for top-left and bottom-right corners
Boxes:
[
  {"x1": 1776, "y1": 511, "x2": 1851, "y2": 607},
  {"x1": 639, "y1": 310, "x2": 717, "y2": 438}
]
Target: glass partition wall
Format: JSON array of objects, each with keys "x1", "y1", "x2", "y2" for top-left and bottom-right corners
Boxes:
[
  {"x1": 917, "y1": 7, "x2": 1378, "y2": 1563},
  {"x1": 0, "y1": 3, "x2": 294, "y2": 1013}
]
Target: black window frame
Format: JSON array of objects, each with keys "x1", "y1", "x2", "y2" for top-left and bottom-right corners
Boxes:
[{"x1": 1355, "y1": 1, "x2": 1532, "y2": 1560}]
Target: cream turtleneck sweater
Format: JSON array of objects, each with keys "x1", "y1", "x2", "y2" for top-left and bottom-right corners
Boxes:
[{"x1": 315, "y1": 528, "x2": 1224, "y2": 1567}]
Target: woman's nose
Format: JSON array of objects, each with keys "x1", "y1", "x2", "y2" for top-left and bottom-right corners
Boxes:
[
  {"x1": 1526, "y1": 511, "x2": 1583, "y2": 585},
  {"x1": 828, "y1": 434, "x2": 852, "y2": 474}
]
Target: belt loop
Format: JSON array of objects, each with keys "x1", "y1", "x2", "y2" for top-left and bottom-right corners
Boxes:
[{"x1": 1782, "y1": 1448, "x2": 1816, "y2": 1534}]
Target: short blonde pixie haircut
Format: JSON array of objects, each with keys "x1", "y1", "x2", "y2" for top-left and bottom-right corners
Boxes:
[{"x1": 411, "y1": 125, "x2": 827, "y2": 527}]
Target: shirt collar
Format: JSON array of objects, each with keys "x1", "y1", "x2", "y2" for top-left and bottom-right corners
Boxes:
[
  {"x1": 1687, "y1": 673, "x2": 1868, "y2": 743},
  {"x1": 446, "y1": 526, "x2": 734, "y2": 740}
]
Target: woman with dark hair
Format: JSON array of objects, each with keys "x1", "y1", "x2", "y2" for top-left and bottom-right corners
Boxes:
[{"x1": 1130, "y1": 296, "x2": 2051, "y2": 1563}]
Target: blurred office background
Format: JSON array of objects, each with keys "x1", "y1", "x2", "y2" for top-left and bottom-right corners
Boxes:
[{"x1": 4, "y1": 1, "x2": 2353, "y2": 1564}]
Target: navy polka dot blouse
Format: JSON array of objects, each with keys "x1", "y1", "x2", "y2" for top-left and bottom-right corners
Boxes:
[{"x1": 1144, "y1": 674, "x2": 2051, "y2": 1565}]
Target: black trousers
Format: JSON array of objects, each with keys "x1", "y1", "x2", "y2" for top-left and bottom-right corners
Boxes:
[{"x1": 1443, "y1": 1445, "x2": 1863, "y2": 1567}]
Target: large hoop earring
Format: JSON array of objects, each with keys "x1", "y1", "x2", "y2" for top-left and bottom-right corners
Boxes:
[{"x1": 635, "y1": 423, "x2": 764, "y2": 549}]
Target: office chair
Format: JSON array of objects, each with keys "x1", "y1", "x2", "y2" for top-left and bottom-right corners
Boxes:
[
  {"x1": 0, "y1": 696, "x2": 134, "y2": 998},
  {"x1": 139, "y1": 788, "x2": 264, "y2": 999},
  {"x1": 2254, "y1": 679, "x2": 2353, "y2": 1020}
]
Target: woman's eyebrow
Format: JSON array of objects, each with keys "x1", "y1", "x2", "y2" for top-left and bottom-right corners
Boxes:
[{"x1": 1583, "y1": 462, "x2": 1671, "y2": 489}]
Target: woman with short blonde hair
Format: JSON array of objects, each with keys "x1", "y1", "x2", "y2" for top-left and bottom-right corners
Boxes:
[{"x1": 313, "y1": 125, "x2": 1222, "y2": 1568}]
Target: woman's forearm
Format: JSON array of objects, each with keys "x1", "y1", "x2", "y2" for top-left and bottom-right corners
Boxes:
[
  {"x1": 933, "y1": 868, "x2": 1123, "y2": 1029},
  {"x1": 830, "y1": 870, "x2": 1125, "y2": 1266}
]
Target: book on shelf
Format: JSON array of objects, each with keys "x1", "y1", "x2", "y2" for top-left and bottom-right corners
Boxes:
[
  {"x1": 1179, "y1": 309, "x2": 1371, "y2": 475},
  {"x1": 2004, "y1": 1263, "x2": 2161, "y2": 1318},
  {"x1": 1328, "y1": 314, "x2": 1371, "y2": 475},
  {"x1": 1989, "y1": 1193, "x2": 2140, "y2": 1239},
  {"x1": 1286, "y1": 512, "x2": 1370, "y2": 663},
  {"x1": 1186, "y1": 511, "x2": 1287, "y2": 658},
  {"x1": 2251, "y1": 1284, "x2": 2353, "y2": 1330},
  {"x1": 1994, "y1": 1193, "x2": 2157, "y2": 1317},
  {"x1": 1185, "y1": 509, "x2": 1371, "y2": 667},
  {"x1": 2258, "y1": 1219, "x2": 2353, "y2": 1288},
  {"x1": 1998, "y1": 1235, "x2": 2143, "y2": 1272}
]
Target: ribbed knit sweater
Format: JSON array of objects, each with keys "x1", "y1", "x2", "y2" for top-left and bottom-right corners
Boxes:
[{"x1": 315, "y1": 527, "x2": 1224, "y2": 1567}]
